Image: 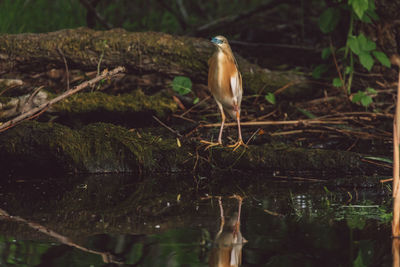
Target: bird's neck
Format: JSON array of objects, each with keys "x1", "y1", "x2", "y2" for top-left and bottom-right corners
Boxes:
[{"x1": 217, "y1": 46, "x2": 235, "y2": 63}]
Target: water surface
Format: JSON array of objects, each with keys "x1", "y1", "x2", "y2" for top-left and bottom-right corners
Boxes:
[{"x1": 0, "y1": 173, "x2": 392, "y2": 266}]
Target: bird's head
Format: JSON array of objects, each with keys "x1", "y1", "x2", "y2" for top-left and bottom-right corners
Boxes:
[{"x1": 211, "y1": 35, "x2": 230, "y2": 50}]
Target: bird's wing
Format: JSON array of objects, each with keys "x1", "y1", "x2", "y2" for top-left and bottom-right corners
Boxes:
[{"x1": 230, "y1": 70, "x2": 242, "y2": 100}]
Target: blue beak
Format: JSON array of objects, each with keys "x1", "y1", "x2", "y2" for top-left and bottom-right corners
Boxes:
[{"x1": 211, "y1": 37, "x2": 223, "y2": 45}]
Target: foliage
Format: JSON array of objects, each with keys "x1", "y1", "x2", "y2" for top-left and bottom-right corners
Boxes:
[
  {"x1": 265, "y1": 92, "x2": 276, "y2": 105},
  {"x1": 172, "y1": 76, "x2": 192, "y2": 96},
  {"x1": 171, "y1": 76, "x2": 199, "y2": 104},
  {"x1": 0, "y1": 0, "x2": 268, "y2": 34},
  {"x1": 348, "y1": 34, "x2": 390, "y2": 71},
  {"x1": 351, "y1": 87, "x2": 377, "y2": 107},
  {"x1": 0, "y1": 0, "x2": 86, "y2": 34},
  {"x1": 315, "y1": 0, "x2": 390, "y2": 108}
]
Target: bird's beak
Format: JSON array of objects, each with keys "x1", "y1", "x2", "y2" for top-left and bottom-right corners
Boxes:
[{"x1": 211, "y1": 37, "x2": 222, "y2": 45}]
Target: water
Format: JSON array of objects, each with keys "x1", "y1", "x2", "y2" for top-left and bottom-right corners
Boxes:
[{"x1": 0, "y1": 174, "x2": 393, "y2": 266}]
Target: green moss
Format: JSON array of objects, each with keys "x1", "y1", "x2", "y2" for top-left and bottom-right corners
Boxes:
[
  {"x1": 0, "y1": 121, "x2": 192, "y2": 174},
  {"x1": 243, "y1": 70, "x2": 316, "y2": 98},
  {"x1": 51, "y1": 89, "x2": 177, "y2": 118},
  {"x1": 0, "y1": 121, "x2": 367, "y2": 176}
]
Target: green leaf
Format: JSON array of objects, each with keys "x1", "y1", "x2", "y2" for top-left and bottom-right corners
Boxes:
[
  {"x1": 172, "y1": 76, "x2": 192, "y2": 95},
  {"x1": 193, "y1": 97, "x2": 199, "y2": 104},
  {"x1": 332, "y1": 77, "x2": 343, "y2": 87},
  {"x1": 363, "y1": 156, "x2": 392, "y2": 164},
  {"x1": 352, "y1": 90, "x2": 365, "y2": 103},
  {"x1": 358, "y1": 34, "x2": 376, "y2": 51},
  {"x1": 349, "y1": 0, "x2": 369, "y2": 19},
  {"x1": 312, "y1": 64, "x2": 329, "y2": 79},
  {"x1": 345, "y1": 66, "x2": 353, "y2": 74},
  {"x1": 358, "y1": 52, "x2": 374, "y2": 70},
  {"x1": 365, "y1": 87, "x2": 377, "y2": 95},
  {"x1": 348, "y1": 34, "x2": 376, "y2": 55},
  {"x1": 360, "y1": 94, "x2": 373, "y2": 107},
  {"x1": 318, "y1": 7, "x2": 341, "y2": 34},
  {"x1": 353, "y1": 249, "x2": 365, "y2": 267},
  {"x1": 348, "y1": 35, "x2": 361, "y2": 55},
  {"x1": 360, "y1": 0, "x2": 378, "y2": 22},
  {"x1": 360, "y1": 13, "x2": 372, "y2": 23},
  {"x1": 265, "y1": 92, "x2": 276, "y2": 104},
  {"x1": 372, "y1": 51, "x2": 391, "y2": 67},
  {"x1": 321, "y1": 47, "x2": 332, "y2": 59},
  {"x1": 297, "y1": 108, "x2": 316, "y2": 119}
]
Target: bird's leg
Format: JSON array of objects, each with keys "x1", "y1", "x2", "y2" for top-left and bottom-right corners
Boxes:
[
  {"x1": 228, "y1": 109, "x2": 247, "y2": 151},
  {"x1": 229, "y1": 195, "x2": 242, "y2": 237},
  {"x1": 200, "y1": 102, "x2": 225, "y2": 150},
  {"x1": 217, "y1": 197, "x2": 225, "y2": 236},
  {"x1": 229, "y1": 194, "x2": 247, "y2": 243},
  {"x1": 217, "y1": 103, "x2": 226, "y2": 144}
]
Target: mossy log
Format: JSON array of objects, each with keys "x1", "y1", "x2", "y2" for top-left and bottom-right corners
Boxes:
[
  {"x1": 0, "y1": 28, "x2": 313, "y2": 97},
  {"x1": 48, "y1": 89, "x2": 177, "y2": 126},
  {"x1": 0, "y1": 121, "x2": 373, "y2": 176}
]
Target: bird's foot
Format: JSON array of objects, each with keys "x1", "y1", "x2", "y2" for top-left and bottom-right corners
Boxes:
[
  {"x1": 200, "y1": 140, "x2": 222, "y2": 150},
  {"x1": 228, "y1": 139, "x2": 247, "y2": 151}
]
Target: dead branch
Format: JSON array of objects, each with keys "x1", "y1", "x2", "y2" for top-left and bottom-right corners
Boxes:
[
  {"x1": 201, "y1": 118, "x2": 347, "y2": 128},
  {"x1": 195, "y1": 1, "x2": 276, "y2": 34},
  {"x1": 0, "y1": 66, "x2": 125, "y2": 133},
  {"x1": 79, "y1": 0, "x2": 113, "y2": 29}
]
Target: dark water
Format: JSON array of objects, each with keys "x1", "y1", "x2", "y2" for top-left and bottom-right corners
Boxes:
[{"x1": 0, "y1": 173, "x2": 393, "y2": 266}]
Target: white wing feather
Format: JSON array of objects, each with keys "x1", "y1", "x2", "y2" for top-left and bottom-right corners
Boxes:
[{"x1": 230, "y1": 72, "x2": 240, "y2": 99}]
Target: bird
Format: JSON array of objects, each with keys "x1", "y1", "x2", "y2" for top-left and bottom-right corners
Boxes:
[
  {"x1": 208, "y1": 195, "x2": 246, "y2": 267},
  {"x1": 202, "y1": 35, "x2": 245, "y2": 150}
]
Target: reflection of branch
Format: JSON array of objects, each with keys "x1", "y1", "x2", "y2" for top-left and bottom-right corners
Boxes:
[
  {"x1": 0, "y1": 66, "x2": 125, "y2": 133},
  {"x1": 0, "y1": 207, "x2": 123, "y2": 264}
]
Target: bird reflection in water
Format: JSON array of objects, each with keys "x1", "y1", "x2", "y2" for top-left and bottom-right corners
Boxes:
[{"x1": 208, "y1": 195, "x2": 247, "y2": 267}]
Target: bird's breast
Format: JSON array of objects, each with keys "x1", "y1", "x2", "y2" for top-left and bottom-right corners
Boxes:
[{"x1": 209, "y1": 53, "x2": 237, "y2": 101}]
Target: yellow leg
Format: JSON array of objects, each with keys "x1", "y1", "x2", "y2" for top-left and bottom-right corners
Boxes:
[
  {"x1": 200, "y1": 102, "x2": 225, "y2": 150},
  {"x1": 228, "y1": 110, "x2": 247, "y2": 151},
  {"x1": 200, "y1": 139, "x2": 221, "y2": 150},
  {"x1": 216, "y1": 102, "x2": 226, "y2": 144}
]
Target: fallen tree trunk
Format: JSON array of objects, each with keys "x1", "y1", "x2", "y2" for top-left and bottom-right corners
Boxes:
[
  {"x1": 0, "y1": 121, "x2": 382, "y2": 178},
  {"x1": 0, "y1": 27, "x2": 314, "y2": 97}
]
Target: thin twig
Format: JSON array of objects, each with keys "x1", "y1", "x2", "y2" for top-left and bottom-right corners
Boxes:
[
  {"x1": 195, "y1": 1, "x2": 276, "y2": 34},
  {"x1": 245, "y1": 128, "x2": 260, "y2": 145},
  {"x1": 181, "y1": 96, "x2": 211, "y2": 117},
  {"x1": 23, "y1": 86, "x2": 44, "y2": 113},
  {"x1": 57, "y1": 47, "x2": 70, "y2": 91},
  {"x1": 172, "y1": 114, "x2": 197, "y2": 123},
  {"x1": 201, "y1": 119, "x2": 346, "y2": 128},
  {"x1": 264, "y1": 209, "x2": 285, "y2": 218},
  {"x1": 361, "y1": 158, "x2": 391, "y2": 169},
  {"x1": 330, "y1": 38, "x2": 346, "y2": 94},
  {"x1": 152, "y1": 116, "x2": 182, "y2": 137},
  {"x1": 273, "y1": 175, "x2": 325, "y2": 182}
]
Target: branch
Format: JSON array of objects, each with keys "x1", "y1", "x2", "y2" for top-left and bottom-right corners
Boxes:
[
  {"x1": 201, "y1": 118, "x2": 347, "y2": 128},
  {"x1": 156, "y1": 0, "x2": 187, "y2": 30},
  {"x1": 79, "y1": 0, "x2": 113, "y2": 29},
  {"x1": 195, "y1": 0, "x2": 276, "y2": 34},
  {"x1": 0, "y1": 207, "x2": 123, "y2": 264},
  {"x1": 0, "y1": 66, "x2": 125, "y2": 133}
]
